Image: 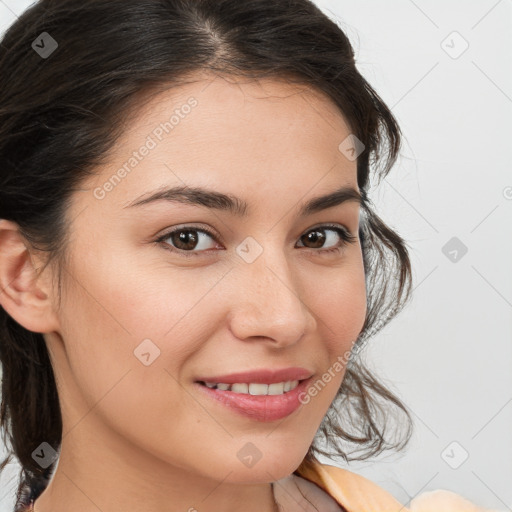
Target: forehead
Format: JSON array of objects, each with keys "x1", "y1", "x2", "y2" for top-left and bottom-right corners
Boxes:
[
  {"x1": 81, "y1": 73, "x2": 359, "y2": 216},
  {"x1": 114, "y1": 73, "x2": 353, "y2": 157}
]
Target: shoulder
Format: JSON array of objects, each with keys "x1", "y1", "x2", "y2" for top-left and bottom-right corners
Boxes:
[
  {"x1": 294, "y1": 458, "x2": 407, "y2": 511},
  {"x1": 294, "y1": 459, "x2": 497, "y2": 512}
]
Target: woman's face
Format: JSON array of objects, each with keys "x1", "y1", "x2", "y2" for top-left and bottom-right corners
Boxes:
[{"x1": 42, "y1": 74, "x2": 367, "y2": 485}]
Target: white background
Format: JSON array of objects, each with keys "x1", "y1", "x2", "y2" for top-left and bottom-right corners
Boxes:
[{"x1": 1, "y1": 0, "x2": 511, "y2": 511}]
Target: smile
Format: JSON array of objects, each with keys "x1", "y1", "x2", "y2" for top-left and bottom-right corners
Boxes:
[
  {"x1": 199, "y1": 380, "x2": 300, "y2": 395},
  {"x1": 195, "y1": 377, "x2": 312, "y2": 422}
]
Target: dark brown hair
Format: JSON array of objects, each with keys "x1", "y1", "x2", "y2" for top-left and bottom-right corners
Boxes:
[{"x1": 0, "y1": 0, "x2": 413, "y2": 506}]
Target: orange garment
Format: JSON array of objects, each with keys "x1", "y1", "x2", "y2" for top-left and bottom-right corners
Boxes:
[{"x1": 293, "y1": 458, "x2": 498, "y2": 512}]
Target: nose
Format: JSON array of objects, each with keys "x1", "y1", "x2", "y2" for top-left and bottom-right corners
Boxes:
[{"x1": 227, "y1": 247, "x2": 316, "y2": 348}]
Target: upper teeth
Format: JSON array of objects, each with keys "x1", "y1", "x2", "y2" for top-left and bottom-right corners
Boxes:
[{"x1": 203, "y1": 380, "x2": 300, "y2": 395}]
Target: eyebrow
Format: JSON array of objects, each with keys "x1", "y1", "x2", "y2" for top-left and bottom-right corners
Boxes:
[{"x1": 123, "y1": 184, "x2": 363, "y2": 217}]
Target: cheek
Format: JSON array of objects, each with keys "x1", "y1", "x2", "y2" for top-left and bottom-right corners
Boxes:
[
  {"x1": 307, "y1": 258, "x2": 367, "y2": 351},
  {"x1": 58, "y1": 240, "x2": 239, "y2": 430},
  {"x1": 56, "y1": 257, "x2": 214, "y2": 461},
  {"x1": 293, "y1": 259, "x2": 366, "y2": 409},
  {"x1": 56, "y1": 249, "x2": 210, "y2": 412}
]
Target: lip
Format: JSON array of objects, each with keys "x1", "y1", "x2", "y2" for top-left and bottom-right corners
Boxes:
[
  {"x1": 194, "y1": 374, "x2": 314, "y2": 422},
  {"x1": 194, "y1": 366, "x2": 313, "y2": 385}
]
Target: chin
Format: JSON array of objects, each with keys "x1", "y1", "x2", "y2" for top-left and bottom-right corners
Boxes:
[{"x1": 219, "y1": 448, "x2": 309, "y2": 484}]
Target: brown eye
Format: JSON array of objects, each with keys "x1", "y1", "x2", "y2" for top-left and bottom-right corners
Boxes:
[
  {"x1": 297, "y1": 225, "x2": 357, "y2": 253},
  {"x1": 300, "y1": 228, "x2": 327, "y2": 249},
  {"x1": 170, "y1": 230, "x2": 200, "y2": 251},
  {"x1": 156, "y1": 227, "x2": 219, "y2": 257}
]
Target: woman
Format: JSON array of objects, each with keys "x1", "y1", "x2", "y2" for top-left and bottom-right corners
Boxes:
[{"x1": 0, "y1": 0, "x2": 491, "y2": 510}]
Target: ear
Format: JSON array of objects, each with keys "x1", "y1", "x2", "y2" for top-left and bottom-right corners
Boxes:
[{"x1": 0, "y1": 219, "x2": 60, "y2": 333}]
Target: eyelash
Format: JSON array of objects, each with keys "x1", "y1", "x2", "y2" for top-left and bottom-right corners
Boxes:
[{"x1": 155, "y1": 223, "x2": 358, "y2": 259}]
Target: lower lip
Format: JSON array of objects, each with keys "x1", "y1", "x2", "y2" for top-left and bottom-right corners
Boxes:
[{"x1": 194, "y1": 377, "x2": 313, "y2": 422}]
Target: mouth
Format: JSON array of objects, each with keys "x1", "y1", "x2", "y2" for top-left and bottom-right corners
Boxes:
[
  {"x1": 194, "y1": 376, "x2": 314, "y2": 422},
  {"x1": 196, "y1": 379, "x2": 302, "y2": 395}
]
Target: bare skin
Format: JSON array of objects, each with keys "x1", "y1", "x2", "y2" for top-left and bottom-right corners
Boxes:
[{"x1": 0, "y1": 73, "x2": 367, "y2": 512}]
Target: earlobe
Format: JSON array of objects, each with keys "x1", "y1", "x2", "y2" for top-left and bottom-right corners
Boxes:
[{"x1": 0, "y1": 219, "x2": 60, "y2": 334}]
